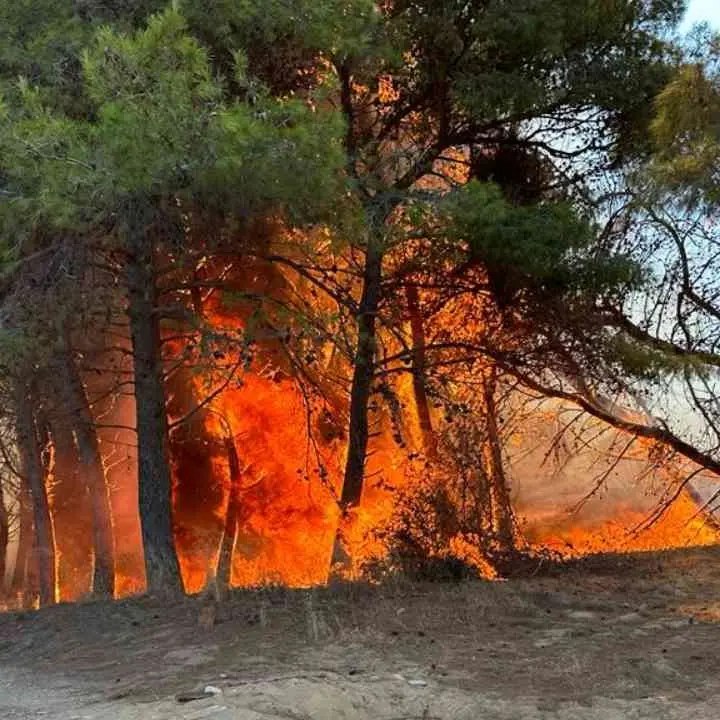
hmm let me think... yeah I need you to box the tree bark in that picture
[405,284,437,459]
[340,235,384,510]
[216,434,241,592]
[331,234,384,576]
[0,474,8,596]
[10,480,33,604]
[14,383,56,607]
[62,351,116,598]
[482,369,515,550]
[125,203,184,595]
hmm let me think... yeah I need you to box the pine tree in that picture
[0,3,351,593]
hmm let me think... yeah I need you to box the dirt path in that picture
[2,546,720,719]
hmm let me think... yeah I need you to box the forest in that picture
[0,0,719,610]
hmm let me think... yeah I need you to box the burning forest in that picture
[0,0,719,612]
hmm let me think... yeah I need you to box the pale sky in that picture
[682,0,720,30]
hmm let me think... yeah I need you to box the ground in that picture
[2,545,720,719]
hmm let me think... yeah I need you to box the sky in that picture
[682,0,720,30]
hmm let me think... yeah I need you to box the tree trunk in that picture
[14,383,56,607]
[0,474,8,596]
[341,235,384,510]
[125,203,183,595]
[216,434,241,592]
[331,234,384,576]
[62,351,116,598]
[483,369,515,550]
[49,415,84,600]
[405,284,437,459]
[10,480,33,604]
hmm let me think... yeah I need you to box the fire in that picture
[157,259,423,593]
[183,373,342,592]
[524,491,720,557]
[175,348,414,591]
[12,249,719,607]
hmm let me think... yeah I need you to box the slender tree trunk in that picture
[62,352,116,598]
[405,284,437,459]
[341,235,384,510]
[331,233,384,575]
[216,435,241,592]
[14,384,56,607]
[10,480,33,604]
[482,369,515,550]
[125,203,183,595]
[0,475,8,596]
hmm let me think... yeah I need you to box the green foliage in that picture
[381,0,682,161]
[447,182,590,277]
[0,6,347,243]
[201,94,346,224]
[650,58,720,205]
[82,6,222,196]
[0,6,219,233]
[0,95,93,230]
[0,0,379,116]
[0,0,167,116]
[0,327,38,373]
[181,0,379,61]
[607,334,710,381]
[442,182,641,304]
[0,0,700,396]
[0,0,89,114]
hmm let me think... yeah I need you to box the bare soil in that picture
[2,545,720,719]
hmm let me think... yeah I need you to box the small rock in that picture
[204,685,223,696]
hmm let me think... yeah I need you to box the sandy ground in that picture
[2,546,720,719]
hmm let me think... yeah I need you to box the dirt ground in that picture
[2,546,720,719]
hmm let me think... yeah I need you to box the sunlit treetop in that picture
[650,39,720,205]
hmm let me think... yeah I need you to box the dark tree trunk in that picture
[62,352,116,598]
[125,203,183,595]
[10,480,33,604]
[331,234,384,576]
[405,284,437,459]
[0,474,8,596]
[14,384,56,607]
[216,434,241,592]
[483,369,515,550]
[340,235,384,510]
